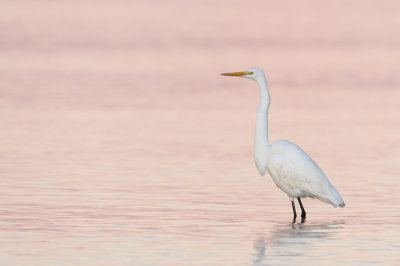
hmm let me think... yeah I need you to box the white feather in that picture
[266,139,344,207]
[222,67,345,214]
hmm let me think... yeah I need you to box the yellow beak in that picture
[221,71,253,76]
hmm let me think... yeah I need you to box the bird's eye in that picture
[246,71,253,75]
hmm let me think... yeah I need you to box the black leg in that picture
[291,200,297,222]
[297,197,306,220]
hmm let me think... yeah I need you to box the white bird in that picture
[221,67,344,222]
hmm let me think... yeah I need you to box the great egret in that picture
[221,67,344,222]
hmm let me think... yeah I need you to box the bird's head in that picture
[221,67,265,82]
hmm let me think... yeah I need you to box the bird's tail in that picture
[309,184,345,208]
[325,185,345,208]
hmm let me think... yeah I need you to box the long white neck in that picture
[254,76,270,175]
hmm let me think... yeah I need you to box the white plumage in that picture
[222,67,344,221]
[266,139,344,207]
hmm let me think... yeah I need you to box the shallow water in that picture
[1,1,400,265]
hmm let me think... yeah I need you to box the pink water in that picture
[1,0,400,264]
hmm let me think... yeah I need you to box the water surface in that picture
[0,0,399,264]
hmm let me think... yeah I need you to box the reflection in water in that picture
[253,222,345,265]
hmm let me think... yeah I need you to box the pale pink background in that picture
[0,0,399,264]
